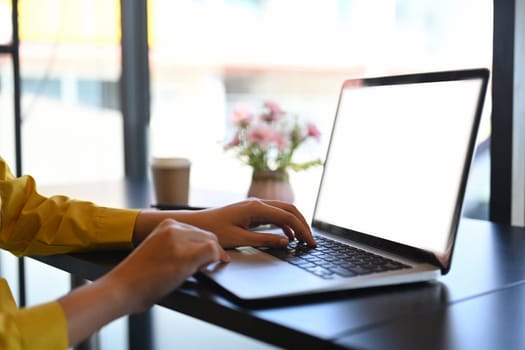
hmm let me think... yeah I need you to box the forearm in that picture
[1,170,138,255]
[132,209,196,245]
[62,219,227,347]
[57,275,131,347]
[132,199,314,249]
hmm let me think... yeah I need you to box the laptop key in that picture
[262,237,409,279]
[285,257,308,264]
[347,266,372,275]
[305,266,335,278]
[328,266,358,278]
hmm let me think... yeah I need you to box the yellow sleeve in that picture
[1,278,68,349]
[0,156,140,256]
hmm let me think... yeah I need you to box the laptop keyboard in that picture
[262,235,410,279]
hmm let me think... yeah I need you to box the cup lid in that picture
[151,157,191,168]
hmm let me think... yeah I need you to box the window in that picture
[2,1,493,218]
[2,0,123,185]
[148,0,493,219]
[0,1,127,346]
[0,0,14,165]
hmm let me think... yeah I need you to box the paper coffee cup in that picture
[151,157,191,205]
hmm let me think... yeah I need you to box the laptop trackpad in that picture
[200,246,330,299]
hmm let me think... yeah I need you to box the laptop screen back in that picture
[313,70,489,269]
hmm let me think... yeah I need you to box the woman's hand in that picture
[59,218,228,346]
[133,198,315,249]
[110,218,229,313]
[169,198,316,248]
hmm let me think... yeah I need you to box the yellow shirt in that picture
[0,156,140,349]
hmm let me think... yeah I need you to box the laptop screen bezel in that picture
[311,68,490,274]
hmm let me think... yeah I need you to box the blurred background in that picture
[0,0,492,217]
[0,1,493,349]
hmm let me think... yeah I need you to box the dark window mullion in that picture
[120,0,151,181]
[490,0,515,224]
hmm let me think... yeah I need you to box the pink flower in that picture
[247,123,277,150]
[231,103,253,127]
[261,101,284,122]
[224,101,322,173]
[306,123,321,141]
[275,134,291,151]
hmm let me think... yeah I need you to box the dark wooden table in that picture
[35,180,525,349]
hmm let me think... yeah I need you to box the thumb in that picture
[219,247,231,263]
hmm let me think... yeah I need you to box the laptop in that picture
[199,68,490,301]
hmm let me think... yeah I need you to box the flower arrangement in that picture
[225,101,322,175]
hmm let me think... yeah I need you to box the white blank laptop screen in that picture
[314,78,484,257]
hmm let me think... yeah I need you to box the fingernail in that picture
[280,237,289,246]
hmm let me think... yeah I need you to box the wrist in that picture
[57,276,131,347]
[96,272,138,315]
